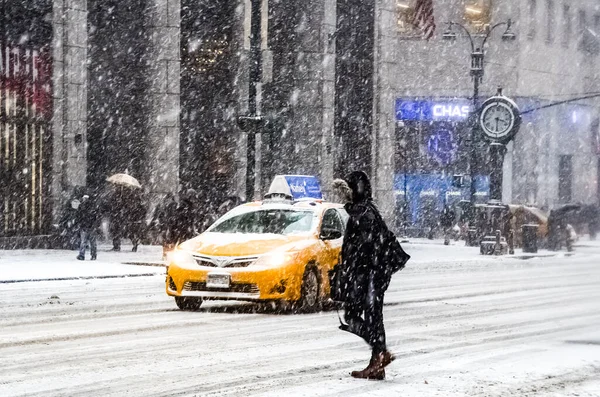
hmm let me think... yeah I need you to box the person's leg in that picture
[365,277,386,355]
[351,276,389,380]
[444,227,450,245]
[131,224,140,252]
[114,227,121,251]
[78,230,87,260]
[90,230,97,260]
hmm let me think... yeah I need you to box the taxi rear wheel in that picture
[175,296,203,311]
[298,266,321,313]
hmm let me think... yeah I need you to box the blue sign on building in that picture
[396,98,472,121]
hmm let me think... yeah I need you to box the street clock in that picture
[479,95,521,144]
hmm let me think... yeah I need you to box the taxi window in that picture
[322,209,345,234]
[209,209,315,235]
[337,208,349,227]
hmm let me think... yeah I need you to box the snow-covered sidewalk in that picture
[0,237,582,283]
[0,244,165,283]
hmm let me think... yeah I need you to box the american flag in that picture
[412,0,436,40]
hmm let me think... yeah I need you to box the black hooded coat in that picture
[339,171,409,306]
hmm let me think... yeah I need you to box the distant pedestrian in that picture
[127,191,147,252]
[171,188,199,245]
[59,195,81,250]
[586,204,599,240]
[334,171,409,380]
[76,193,101,260]
[217,196,243,217]
[108,187,127,251]
[440,205,455,245]
[152,193,178,259]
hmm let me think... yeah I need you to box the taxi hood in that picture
[179,232,316,256]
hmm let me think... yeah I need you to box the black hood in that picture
[345,171,372,203]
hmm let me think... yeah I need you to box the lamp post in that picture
[237,0,263,202]
[442,20,516,209]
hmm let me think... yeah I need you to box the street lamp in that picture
[442,19,516,212]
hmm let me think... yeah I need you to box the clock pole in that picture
[442,20,517,243]
[488,142,507,201]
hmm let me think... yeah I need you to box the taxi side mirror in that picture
[321,228,342,240]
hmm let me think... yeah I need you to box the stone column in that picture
[145,0,181,208]
[263,0,336,195]
[320,0,337,199]
[372,0,398,222]
[51,0,87,221]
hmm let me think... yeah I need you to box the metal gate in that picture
[0,43,53,237]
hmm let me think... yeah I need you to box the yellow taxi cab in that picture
[166,176,348,312]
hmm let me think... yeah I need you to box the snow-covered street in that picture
[1,241,600,396]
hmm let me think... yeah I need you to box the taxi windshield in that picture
[209,209,315,235]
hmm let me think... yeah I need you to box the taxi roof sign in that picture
[266,175,323,201]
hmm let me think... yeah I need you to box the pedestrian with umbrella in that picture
[106,173,142,251]
[127,189,147,252]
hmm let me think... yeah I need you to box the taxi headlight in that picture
[168,250,197,268]
[251,252,299,268]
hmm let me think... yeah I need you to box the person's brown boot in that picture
[351,353,385,380]
[381,350,395,368]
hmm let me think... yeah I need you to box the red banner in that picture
[0,44,52,119]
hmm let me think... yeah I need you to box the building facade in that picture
[1,0,599,240]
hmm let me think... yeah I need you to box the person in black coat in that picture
[127,191,147,252]
[76,194,101,260]
[108,187,127,251]
[171,188,199,245]
[151,193,178,259]
[338,171,396,380]
[440,205,455,245]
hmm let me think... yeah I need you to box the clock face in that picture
[480,102,515,139]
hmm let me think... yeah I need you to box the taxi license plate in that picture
[206,273,230,289]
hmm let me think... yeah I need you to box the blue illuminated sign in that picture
[396,98,472,121]
[427,128,456,166]
[283,175,323,200]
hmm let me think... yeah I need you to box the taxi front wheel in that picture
[175,296,203,311]
[298,266,322,313]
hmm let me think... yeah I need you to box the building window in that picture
[463,0,492,34]
[528,0,537,39]
[558,155,573,204]
[561,4,571,48]
[396,0,419,36]
[546,0,555,44]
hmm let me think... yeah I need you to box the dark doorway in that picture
[180,0,237,207]
[0,0,53,237]
[558,155,573,204]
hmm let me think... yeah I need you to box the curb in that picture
[509,252,575,260]
[122,262,166,267]
[0,272,163,284]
